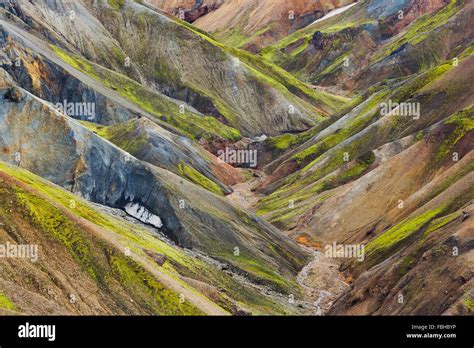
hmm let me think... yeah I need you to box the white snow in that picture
[311,2,359,25]
[253,134,268,142]
[125,202,163,229]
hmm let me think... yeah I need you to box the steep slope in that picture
[0,163,210,315]
[0,28,239,195]
[0,160,306,315]
[0,71,311,311]
[248,49,473,314]
[80,118,242,195]
[146,0,356,51]
[261,0,473,92]
[1,0,349,139]
[257,52,473,231]
[331,166,473,314]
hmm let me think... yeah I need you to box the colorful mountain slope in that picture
[146,0,356,51]
[0,0,472,316]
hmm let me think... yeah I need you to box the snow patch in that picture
[253,134,268,142]
[311,2,359,25]
[124,202,163,229]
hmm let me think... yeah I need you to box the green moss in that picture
[258,187,333,221]
[260,4,370,64]
[288,36,312,57]
[108,0,125,11]
[266,133,299,152]
[178,163,224,196]
[228,46,348,111]
[323,20,376,34]
[435,106,474,162]
[366,207,444,257]
[293,101,379,166]
[101,120,149,154]
[109,252,203,315]
[422,160,474,211]
[336,157,373,182]
[0,291,16,311]
[398,255,415,276]
[357,89,391,118]
[51,45,97,76]
[315,53,350,80]
[223,253,296,293]
[265,88,385,155]
[216,24,272,49]
[257,151,373,218]
[220,30,249,48]
[464,298,474,311]
[266,204,309,227]
[16,190,98,280]
[391,63,453,103]
[423,212,460,237]
[415,130,425,141]
[169,112,241,142]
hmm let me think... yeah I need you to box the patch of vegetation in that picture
[223,252,297,294]
[335,152,375,182]
[260,4,367,63]
[266,133,300,152]
[391,63,453,103]
[288,36,312,57]
[0,291,16,311]
[365,207,444,258]
[415,130,425,141]
[94,119,149,154]
[108,0,125,11]
[216,24,272,49]
[315,53,351,81]
[435,106,474,163]
[398,255,415,276]
[464,298,474,311]
[423,212,460,237]
[228,46,348,111]
[265,86,387,154]
[109,252,203,315]
[178,163,224,196]
[16,190,99,280]
[257,150,374,218]
[293,102,380,166]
